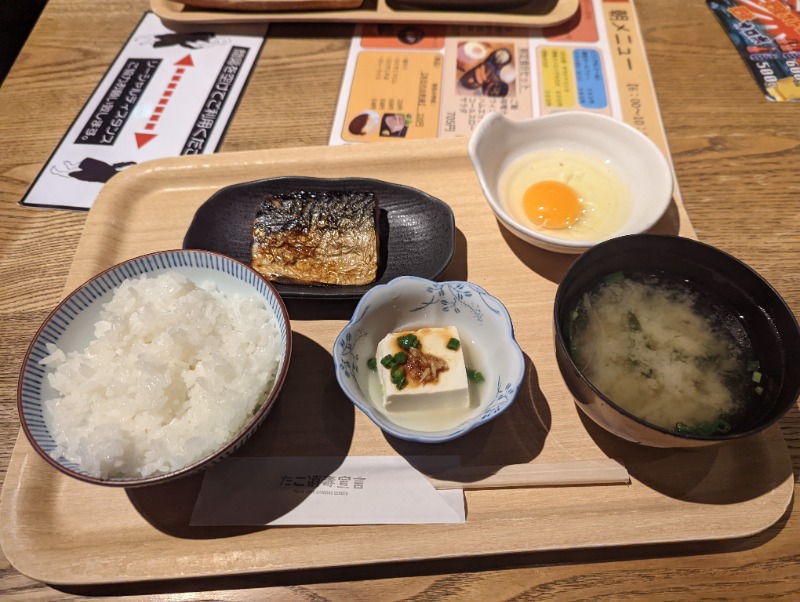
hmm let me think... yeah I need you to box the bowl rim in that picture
[333,274,525,443]
[469,111,674,252]
[553,233,800,443]
[17,249,293,488]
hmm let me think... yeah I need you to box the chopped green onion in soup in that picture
[567,272,760,436]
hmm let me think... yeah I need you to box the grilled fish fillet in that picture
[251,190,379,286]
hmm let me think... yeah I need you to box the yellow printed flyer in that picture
[331,0,663,146]
[340,48,443,143]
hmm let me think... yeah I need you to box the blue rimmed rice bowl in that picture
[18,249,291,487]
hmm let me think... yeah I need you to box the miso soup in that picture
[565,271,766,436]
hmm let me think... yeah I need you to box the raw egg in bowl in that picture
[468,112,673,254]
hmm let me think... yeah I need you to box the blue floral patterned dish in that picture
[17,249,291,487]
[333,276,524,443]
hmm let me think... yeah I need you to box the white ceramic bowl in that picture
[468,112,673,254]
[333,276,525,443]
[18,250,292,487]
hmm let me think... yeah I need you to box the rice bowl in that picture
[18,250,292,487]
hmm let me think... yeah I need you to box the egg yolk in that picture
[523,180,582,229]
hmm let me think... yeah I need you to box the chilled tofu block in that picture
[376,326,470,412]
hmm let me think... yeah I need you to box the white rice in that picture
[40,272,282,479]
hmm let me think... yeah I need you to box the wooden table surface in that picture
[1,0,798,599]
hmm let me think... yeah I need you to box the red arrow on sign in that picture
[135,133,157,148]
[134,55,195,149]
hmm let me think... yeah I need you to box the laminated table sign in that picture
[20,12,268,210]
[329,0,669,144]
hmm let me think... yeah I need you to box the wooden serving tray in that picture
[151,0,580,27]
[0,137,793,586]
